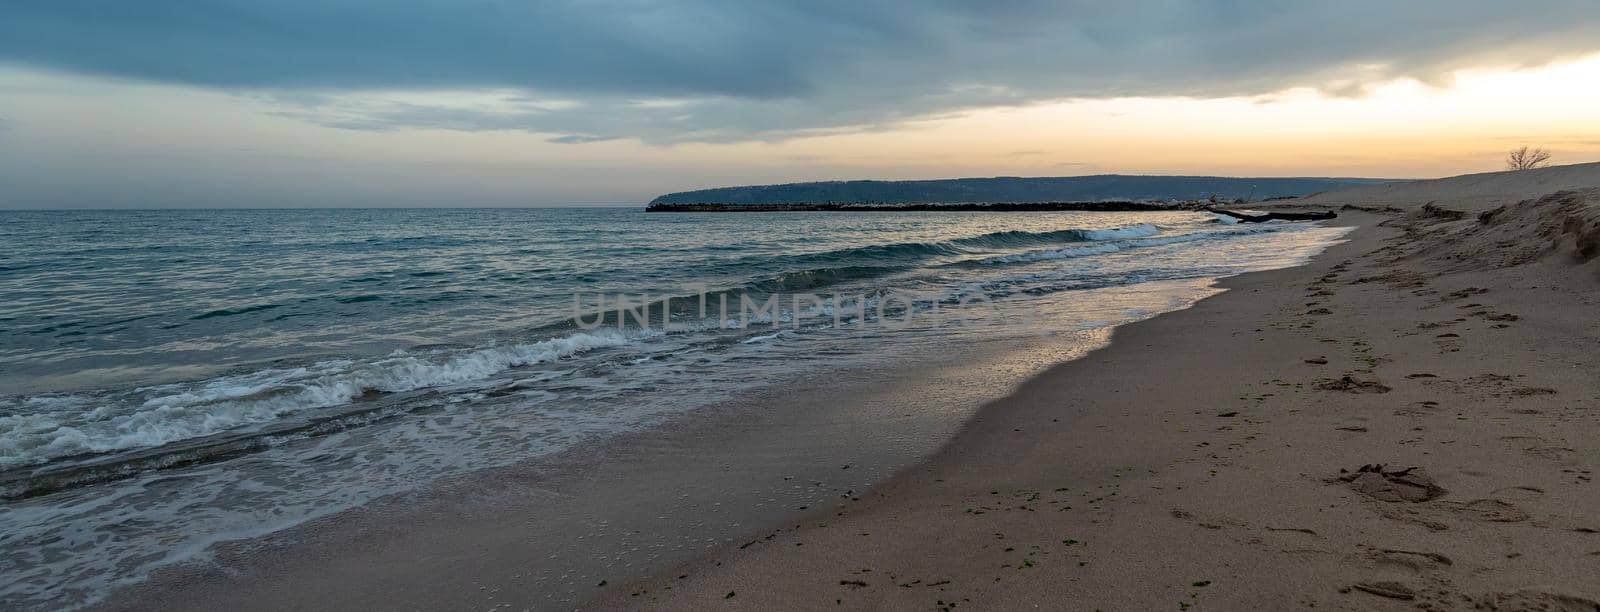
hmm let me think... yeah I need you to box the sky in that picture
[2,1,1600,208]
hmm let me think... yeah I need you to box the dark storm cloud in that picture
[4,1,1598,142]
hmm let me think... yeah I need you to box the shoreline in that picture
[593,204,1600,609]
[93,296,1131,611]
[83,225,1344,611]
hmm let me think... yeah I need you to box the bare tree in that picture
[1506,146,1553,171]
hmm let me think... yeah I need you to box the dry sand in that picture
[594,164,1600,610]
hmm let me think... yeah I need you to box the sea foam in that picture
[0,330,635,469]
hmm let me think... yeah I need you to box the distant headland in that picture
[646,174,1391,211]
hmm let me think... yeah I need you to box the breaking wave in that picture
[0,330,637,472]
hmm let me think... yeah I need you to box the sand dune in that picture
[1395,189,1600,276]
[1300,161,1600,212]
[1303,162,1600,277]
[1301,163,1600,277]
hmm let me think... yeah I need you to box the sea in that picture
[0,207,1350,608]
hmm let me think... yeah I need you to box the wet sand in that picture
[596,169,1600,609]
[96,312,1125,610]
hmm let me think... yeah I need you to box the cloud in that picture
[4,1,1599,143]
[548,134,618,144]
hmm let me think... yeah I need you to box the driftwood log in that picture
[1206,208,1337,223]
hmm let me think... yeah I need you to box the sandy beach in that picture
[12,6,1600,611]
[592,164,1600,610]
[78,165,1600,611]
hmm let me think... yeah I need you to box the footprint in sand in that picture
[1511,386,1557,397]
[1352,270,1428,289]
[1524,446,1578,461]
[1349,580,1416,601]
[1395,401,1441,417]
[1367,548,1452,572]
[1490,486,1545,501]
[1456,374,1557,400]
[1315,376,1392,394]
[1434,335,1463,353]
[1336,465,1536,529]
[1443,287,1489,301]
[1337,465,1446,502]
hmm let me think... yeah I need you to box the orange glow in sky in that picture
[4,52,1599,206]
[677,52,1600,181]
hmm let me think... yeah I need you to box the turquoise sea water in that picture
[0,208,1348,607]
